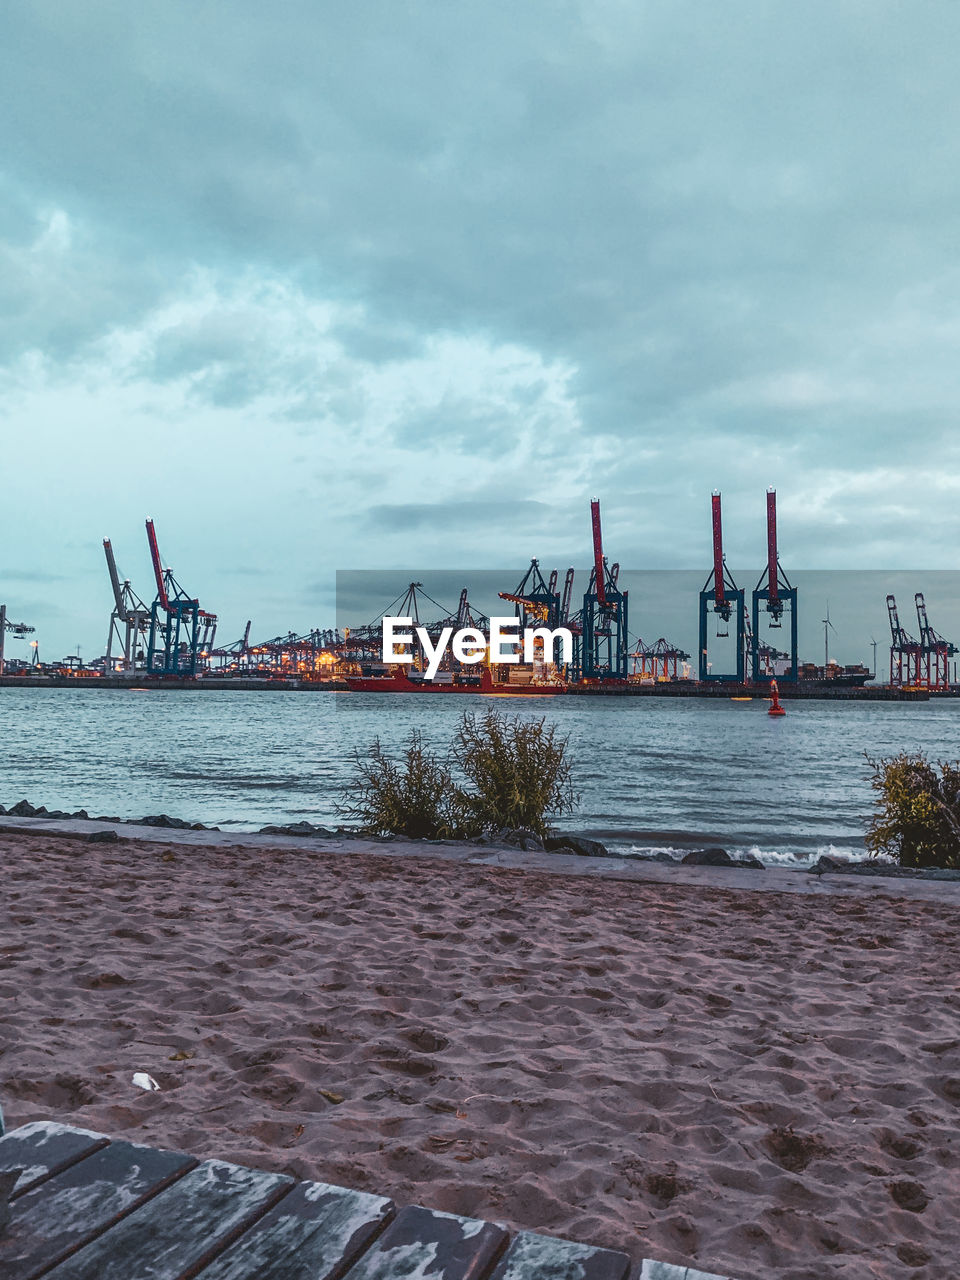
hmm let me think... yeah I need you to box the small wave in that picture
[609,841,888,870]
[736,845,808,868]
[134,767,312,790]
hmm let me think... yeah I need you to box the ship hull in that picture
[344,668,562,695]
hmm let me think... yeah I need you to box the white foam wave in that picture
[613,841,894,870]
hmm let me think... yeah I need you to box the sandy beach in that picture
[2,831,959,1279]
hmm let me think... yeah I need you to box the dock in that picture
[0,674,939,699]
[563,681,933,701]
[0,1121,735,1280]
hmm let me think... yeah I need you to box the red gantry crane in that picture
[630,637,691,682]
[915,592,957,690]
[887,594,922,687]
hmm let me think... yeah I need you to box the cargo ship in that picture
[345,664,563,695]
[796,662,873,688]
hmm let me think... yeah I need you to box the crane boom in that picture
[887,594,910,646]
[498,591,550,620]
[590,498,607,608]
[915,593,931,647]
[145,519,169,611]
[103,539,126,615]
[560,568,574,622]
[712,492,726,609]
[766,489,779,608]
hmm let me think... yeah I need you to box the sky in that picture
[2,2,960,663]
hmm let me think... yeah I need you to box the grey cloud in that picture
[393,399,529,454]
[2,2,959,655]
[6,3,959,424]
[0,568,68,582]
[330,321,423,365]
[366,500,551,533]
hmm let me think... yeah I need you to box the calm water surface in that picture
[2,688,958,865]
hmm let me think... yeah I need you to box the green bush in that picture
[865,752,960,869]
[339,710,577,840]
[338,732,473,840]
[454,709,576,838]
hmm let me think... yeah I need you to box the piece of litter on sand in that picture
[132,1072,160,1092]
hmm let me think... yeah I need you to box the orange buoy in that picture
[768,678,786,716]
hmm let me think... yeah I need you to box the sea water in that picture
[1,687,957,866]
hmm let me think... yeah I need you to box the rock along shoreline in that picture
[5,796,960,882]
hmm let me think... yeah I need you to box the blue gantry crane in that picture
[144,519,218,676]
[499,559,562,630]
[751,488,798,682]
[699,491,746,682]
[0,605,35,676]
[103,538,151,673]
[580,498,628,681]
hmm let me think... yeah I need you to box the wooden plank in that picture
[0,1122,109,1197]
[340,1204,506,1280]
[0,1137,196,1280]
[488,1230,631,1280]
[42,1158,294,1280]
[196,1180,394,1280]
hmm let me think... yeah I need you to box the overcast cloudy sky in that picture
[2,2,959,660]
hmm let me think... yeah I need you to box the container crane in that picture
[0,605,35,676]
[751,489,798,681]
[103,538,151,673]
[345,582,488,674]
[699,491,746,682]
[337,582,424,670]
[499,559,561,629]
[915,593,956,690]
[887,594,922,687]
[580,498,628,681]
[145,519,218,676]
[244,626,344,678]
[440,590,486,634]
[630,637,691,681]
[560,569,575,623]
[590,499,607,609]
[209,620,252,671]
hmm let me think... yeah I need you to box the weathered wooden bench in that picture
[0,1122,736,1280]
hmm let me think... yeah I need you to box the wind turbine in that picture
[822,603,838,670]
